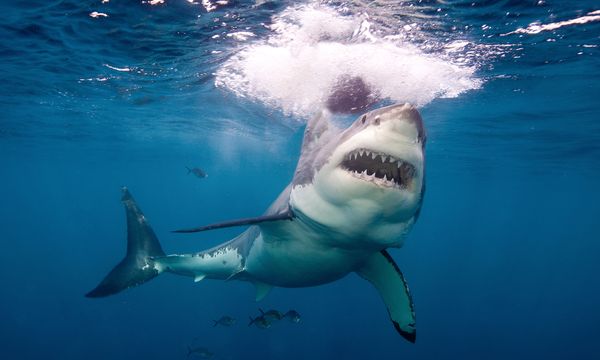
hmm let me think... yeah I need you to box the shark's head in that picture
[290,103,425,249]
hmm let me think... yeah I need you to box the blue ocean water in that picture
[1,0,599,359]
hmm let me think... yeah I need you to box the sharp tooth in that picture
[371,152,376,159]
[381,155,387,163]
[383,174,388,181]
[359,150,364,157]
[397,161,402,168]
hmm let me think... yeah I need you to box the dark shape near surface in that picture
[187,166,208,178]
[326,75,378,114]
[85,187,165,298]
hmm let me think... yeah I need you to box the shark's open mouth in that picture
[340,148,415,189]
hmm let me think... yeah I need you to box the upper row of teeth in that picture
[347,149,402,165]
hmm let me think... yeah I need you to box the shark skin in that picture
[87,103,426,342]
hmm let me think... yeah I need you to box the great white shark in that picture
[87,103,426,343]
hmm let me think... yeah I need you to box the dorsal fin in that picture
[302,110,332,152]
[292,110,339,185]
[173,209,294,234]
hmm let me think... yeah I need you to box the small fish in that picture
[248,315,272,329]
[259,308,283,321]
[187,346,213,358]
[212,315,236,327]
[186,166,208,178]
[283,310,301,323]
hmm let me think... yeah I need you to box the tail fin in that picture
[85,187,166,298]
[248,316,255,327]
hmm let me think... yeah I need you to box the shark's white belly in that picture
[244,219,370,287]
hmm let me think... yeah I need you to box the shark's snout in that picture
[369,103,425,144]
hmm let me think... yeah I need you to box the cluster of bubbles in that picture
[215,1,482,119]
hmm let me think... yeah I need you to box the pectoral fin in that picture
[173,210,295,234]
[356,250,416,343]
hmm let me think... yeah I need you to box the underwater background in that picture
[1,0,599,359]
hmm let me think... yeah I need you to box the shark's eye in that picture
[361,115,366,124]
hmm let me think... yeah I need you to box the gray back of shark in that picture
[87,103,426,343]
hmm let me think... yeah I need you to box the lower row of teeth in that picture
[351,170,397,184]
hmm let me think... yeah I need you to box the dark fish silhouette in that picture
[248,315,272,329]
[212,315,236,327]
[283,310,301,323]
[186,166,208,178]
[259,308,283,321]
